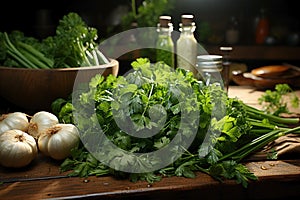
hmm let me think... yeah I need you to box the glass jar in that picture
[156,16,175,68]
[176,14,198,76]
[196,55,225,89]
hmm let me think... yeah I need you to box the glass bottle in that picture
[176,14,198,76]
[255,8,269,45]
[156,16,175,68]
[196,55,224,89]
[219,46,233,92]
[225,16,239,45]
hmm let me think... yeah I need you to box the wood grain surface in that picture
[1,157,300,199]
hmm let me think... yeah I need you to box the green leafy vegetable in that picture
[43,12,107,68]
[0,12,109,69]
[53,58,300,188]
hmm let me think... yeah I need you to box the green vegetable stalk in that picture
[3,32,50,69]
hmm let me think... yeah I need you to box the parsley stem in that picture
[246,117,288,128]
[232,132,282,162]
[220,126,300,162]
[219,129,281,162]
[249,121,276,130]
[245,104,299,125]
[141,82,155,117]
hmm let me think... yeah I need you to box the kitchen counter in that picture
[1,86,300,200]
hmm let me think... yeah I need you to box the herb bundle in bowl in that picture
[0,12,118,111]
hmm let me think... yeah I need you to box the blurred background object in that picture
[0,0,299,77]
[225,16,240,45]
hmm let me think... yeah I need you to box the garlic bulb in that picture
[0,112,29,135]
[0,129,38,168]
[28,111,59,139]
[38,123,80,160]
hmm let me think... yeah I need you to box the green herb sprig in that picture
[258,83,299,116]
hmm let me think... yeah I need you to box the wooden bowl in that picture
[251,65,291,78]
[0,59,119,111]
[232,70,300,90]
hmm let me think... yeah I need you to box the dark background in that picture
[1,0,300,73]
[1,0,299,43]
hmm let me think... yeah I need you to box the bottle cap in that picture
[159,16,172,27]
[181,14,194,26]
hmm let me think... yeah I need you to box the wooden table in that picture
[228,85,300,112]
[1,86,300,200]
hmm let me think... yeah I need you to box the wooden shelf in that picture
[204,45,300,61]
[112,45,300,63]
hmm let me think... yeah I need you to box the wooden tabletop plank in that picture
[1,159,300,199]
[228,85,300,113]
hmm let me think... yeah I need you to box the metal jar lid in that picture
[196,55,223,72]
